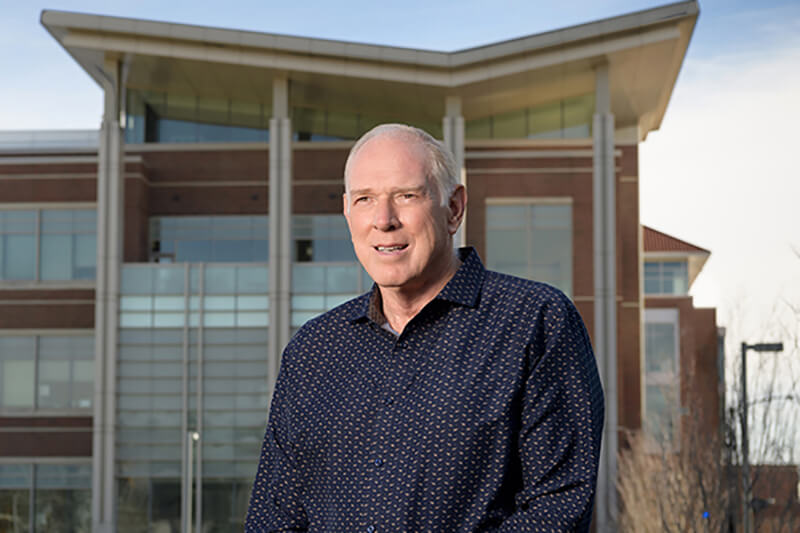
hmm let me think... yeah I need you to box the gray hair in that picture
[343,124,459,207]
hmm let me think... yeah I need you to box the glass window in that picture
[292,215,355,262]
[151,216,269,263]
[0,210,36,281]
[0,335,93,411]
[0,209,96,282]
[466,93,594,140]
[40,210,97,280]
[644,261,689,295]
[34,464,91,532]
[644,308,680,447]
[0,463,91,533]
[486,202,573,297]
[127,89,270,144]
[0,337,35,408]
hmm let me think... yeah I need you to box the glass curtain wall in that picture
[126,90,271,144]
[0,463,91,533]
[290,215,370,337]
[117,263,269,532]
[466,94,594,140]
[149,216,269,264]
[485,202,573,297]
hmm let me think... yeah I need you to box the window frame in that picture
[643,308,681,450]
[643,259,689,296]
[0,458,92,533]
[484,197,574,298]
[0,330,94,416]
[0,204,97,286]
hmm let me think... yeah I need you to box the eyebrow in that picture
[349,185,428,198]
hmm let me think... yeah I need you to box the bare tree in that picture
[618,246,800,531]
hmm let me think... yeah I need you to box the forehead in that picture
[348,135,429,188]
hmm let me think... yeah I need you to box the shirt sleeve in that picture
[497,294,605,532]
[245,343,309,532]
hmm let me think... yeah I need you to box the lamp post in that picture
[740,341,783,533]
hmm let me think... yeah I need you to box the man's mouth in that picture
[375,244,408,252]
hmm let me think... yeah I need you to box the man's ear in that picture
[342,193,349,220]
[447,185,467,235]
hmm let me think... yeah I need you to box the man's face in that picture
[343,135,459,293]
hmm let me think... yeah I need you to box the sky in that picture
[1,0,799,446]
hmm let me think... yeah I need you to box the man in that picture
[246,124,604,532]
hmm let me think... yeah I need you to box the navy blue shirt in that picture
[246,247,604,532]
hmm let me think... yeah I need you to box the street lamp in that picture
[740,341,784,533]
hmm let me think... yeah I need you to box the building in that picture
[642,225,721,449]
[0,2,712,531]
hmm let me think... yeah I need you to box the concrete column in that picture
[593,62,619,531]
[268,77,292,395]
[442,95,466,247]
[92,55,125,533]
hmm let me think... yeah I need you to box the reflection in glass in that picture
[644,261,689,295]
[486,203,572,297]
[466,94,594,140]
[151,216,269,264]
[0,337,36,408]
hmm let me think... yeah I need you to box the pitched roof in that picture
[643,225,710,254]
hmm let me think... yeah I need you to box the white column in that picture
[268,77,292,397]
[92,56,124,533]
[593,62,618,531]
[442,95,466,247]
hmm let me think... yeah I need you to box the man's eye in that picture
[354,196,369,204]
[401,193,416,200]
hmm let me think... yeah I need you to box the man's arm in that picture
[498,295,605,532]
[245,349,309,532]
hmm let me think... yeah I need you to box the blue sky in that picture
[2,1,799,437]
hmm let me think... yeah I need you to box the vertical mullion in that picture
[195,263,205,533]
[33,336,39,411]
[181,263,190,533]
[29,463,36,533]
[35,209,41,281]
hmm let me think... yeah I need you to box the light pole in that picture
[740,341,783,533]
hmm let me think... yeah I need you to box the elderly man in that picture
[246,124,604,532]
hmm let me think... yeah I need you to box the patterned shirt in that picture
[246,247,604,532]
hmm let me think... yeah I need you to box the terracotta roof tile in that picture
[643,225,710,254]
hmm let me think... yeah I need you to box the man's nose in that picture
[372,198,399,230]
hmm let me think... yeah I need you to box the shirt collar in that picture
[346,246,485,323]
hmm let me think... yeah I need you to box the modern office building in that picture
[0,2,717,531]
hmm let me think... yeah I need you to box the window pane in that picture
[0,489,30,532]
[486,203,572,297]
[38,336,94,409]
[74,234,96,279]
[0,337,35,408]
[646,322,677,374]
[40,234,72,280]
[3,235,36,280]
[645,383,677,444]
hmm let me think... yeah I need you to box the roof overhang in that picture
[41,1,698,141]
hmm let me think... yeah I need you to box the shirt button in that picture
[373,458,383,467]
[366,526,376,533]
[384,397,394,406]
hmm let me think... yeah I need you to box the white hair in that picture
[343,124,459,208]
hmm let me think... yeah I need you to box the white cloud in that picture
[640,30,800,323]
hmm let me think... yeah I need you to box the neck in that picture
[378,250,460,334]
